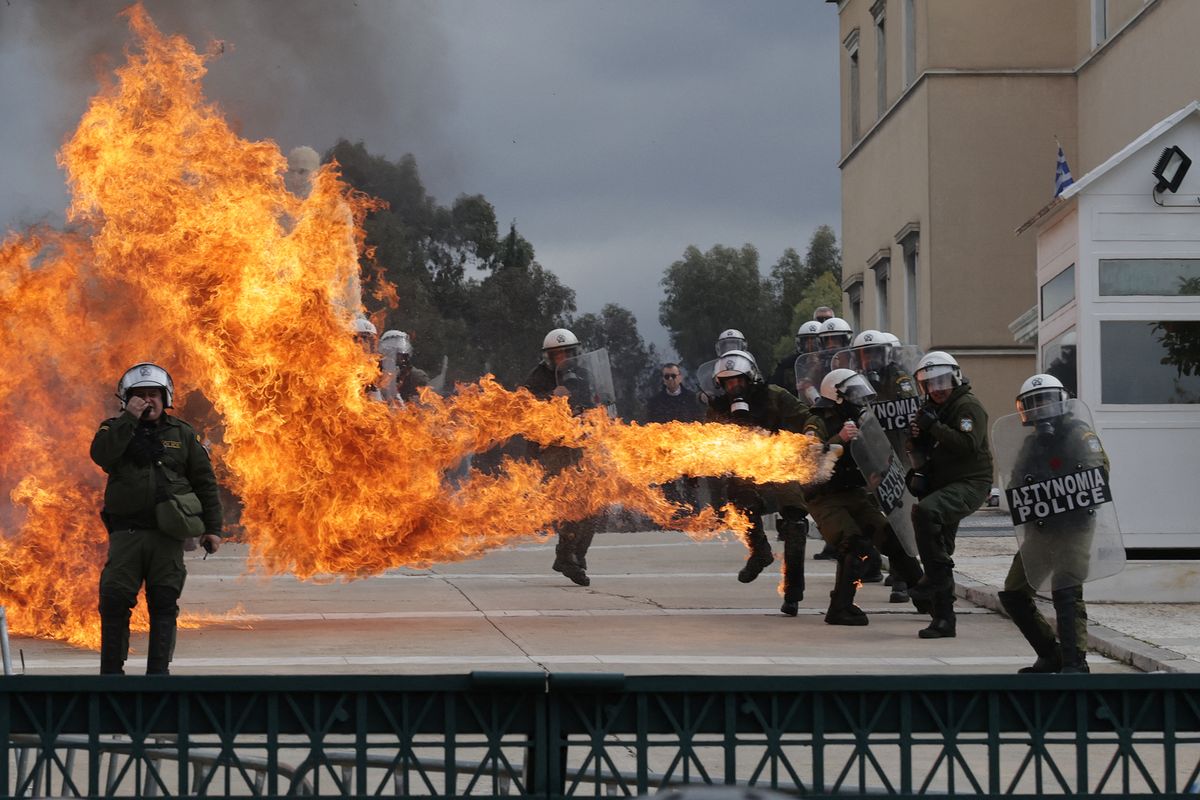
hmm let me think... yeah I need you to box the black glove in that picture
[914,408,939,432]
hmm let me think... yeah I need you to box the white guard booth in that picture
[1021,101,1200,587]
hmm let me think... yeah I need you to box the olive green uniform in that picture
[999,417,1108,673]
[707,383,812,605]
[803,404,926,624]
[907,383,992,637]
[91,410,222,674]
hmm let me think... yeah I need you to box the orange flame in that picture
[0,5,837,648]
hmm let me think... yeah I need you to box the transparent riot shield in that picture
[992,399,1124,592]
[794,352,835,406]
[696,359,721,398]
[850,411,918,557]
[835,344,924,466]
[557,348,618,417]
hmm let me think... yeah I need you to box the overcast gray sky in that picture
[0,0,840,356]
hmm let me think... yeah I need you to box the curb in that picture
[954,575,1200,674]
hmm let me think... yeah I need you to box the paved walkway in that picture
[9,510,1195,676]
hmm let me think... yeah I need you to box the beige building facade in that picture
[828,0,1199,424]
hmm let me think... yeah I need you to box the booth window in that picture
[1099,258,1200,296]
[1100,320,1200,404]
[1042,328,1077,398]
[1040,264,1075,320]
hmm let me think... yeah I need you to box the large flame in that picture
[0,6,837,649]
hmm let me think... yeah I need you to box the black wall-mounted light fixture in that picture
[1152,145,1191,194]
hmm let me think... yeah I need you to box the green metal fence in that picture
[3,672,1199,798]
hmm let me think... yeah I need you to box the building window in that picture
[1091,0,1107,48]
[845,273,864,332]
[869,248,890,332]
[1099,258,1200,296]
[903,0,916,87]
[897,223,919,344]
[1040,264,1075,320]
[872,0,887,117]
[1042,328,1077,398]
[845,30,861,142]
[1100,320,1200,404]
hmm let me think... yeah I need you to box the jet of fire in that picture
[0,5,837,647]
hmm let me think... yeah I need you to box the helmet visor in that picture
[716,338,747,356]
[820,333,852,350]
[917,365,956,394]
[837,374,876,404]
[1017,388,1067,424]
[854,343,889,372]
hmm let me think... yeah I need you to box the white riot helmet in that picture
[542,328,580,364]
[117,362,175,409]
[1016,373,1069,425]
[795,320,823,353]
[712,349,762,386]
[879,331,902,346]
[379,329,413,357]
[820,368,877,406]
[352,317,378,337]
[818,317,854,351]
[850,329,891,372]
[715,328,748,356]
[913,351,962,394]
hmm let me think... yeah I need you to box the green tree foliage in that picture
[773,272,844,361]
[572,303,655,419]
[474,224,577,387]
[1154,276,1200,381]
[658,244,781,372]
[326,141,579,388]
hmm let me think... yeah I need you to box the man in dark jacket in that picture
[91,363,222,675]
[905,351,993,640]
[645,363,704,507]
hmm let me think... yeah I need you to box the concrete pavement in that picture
[10,509,1195,676]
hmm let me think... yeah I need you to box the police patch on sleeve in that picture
[958,417,974,432]
[1084,433,1102,452]
[899,379,914,394]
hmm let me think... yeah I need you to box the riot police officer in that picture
[905,352,993,639]
[997,375,1111,673]
[803,369,927,626]
[523,328,600,586]
[705,350,812,616]
[769,320,823,395]
[91,363,223,674]
[380,329,430,403]
[848,330,921,597]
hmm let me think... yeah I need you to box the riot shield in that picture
[794,352,834,406]
[857,345,924,466]
[696,359,721,397]
[556,348,618,417]
[850,411,918,557]
[992,399,1124,591]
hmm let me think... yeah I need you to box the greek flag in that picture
[1054,142,1074,197]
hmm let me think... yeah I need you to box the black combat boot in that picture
[777,516,807,615]
[738,524,774,583]
[572,523,596,573]
[999,590,1062,673]
[553,528,590,586]
[145,585,181,675]
[825,551,868,626]
[98,592,131,675]
[813,541,837,561]
[918,584,956,639]
[1053,585,1090,674]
